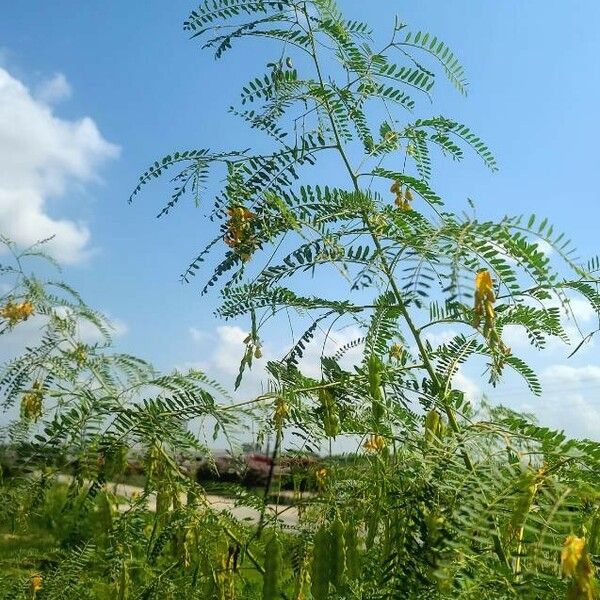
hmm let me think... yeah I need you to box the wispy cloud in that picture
[35,72,72,104]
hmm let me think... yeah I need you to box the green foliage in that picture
[2,1,600,599]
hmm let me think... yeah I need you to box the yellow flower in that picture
[21,383,43,422]
[364,434,386,452]
[389,343,403,360]
[475,270,495,302]
[1,299,35,325]
[391,183,413,211]
[224,206,256,253]
[19,300,34,318]
[473,270,495,329]
[394,196,407,210]
[228,206,254,221]
[368,212,387,234]
[73,343,88,365]
[561,535,586,577]
[30,573,43,592]
[315,468,328,487]
[1,301,16,322]
[274,397,288,430]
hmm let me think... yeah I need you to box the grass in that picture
[0,478,300,598]
[0,526,58,579]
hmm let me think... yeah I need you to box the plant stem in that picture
[304,4,509,567]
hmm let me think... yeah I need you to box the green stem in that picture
[303,4,509,568]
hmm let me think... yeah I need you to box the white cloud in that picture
[540,364,600,385]
[569,298,596,324]
[77,313,128,344]
[189,326,210,343]
[0,310,128,366]
[184,323,365,396]
[453,369,480,403]
[534,239,553,258]
[0,67,118,264]
[423,328,459,348]
[53,305,128,343]
[0,315,47,363]
[212,325,252,376]
[298,325,364,379]
[35,72,72,104]
[498,291,598,356]
[516,364,600,439]
[184,325,267,393]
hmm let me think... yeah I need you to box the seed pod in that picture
[424,409,445,445]
[263,534,283,600]
[329,518,346,589]
[103,442,128,479]
[181,527,197,569]
[366,509,379,549]
[510,481,536,533]
[199,551,217,598]
[367,354,384,421]
[218,549,230,600]
[424,510,445,547]
[155,487,171,520]
[319,387,340,438]
[96,491,114,536]
[117,560,129,600]
[172,523,190,566]
[311,526,331,600]
[344,524,360,580]
[589,510,599,555]
[292,552,310,600]
[145,444,161,485]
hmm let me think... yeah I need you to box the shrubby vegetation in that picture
[1,1,600,598]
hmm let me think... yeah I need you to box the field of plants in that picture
[1,1,599,598]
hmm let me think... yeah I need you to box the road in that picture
[52,474,299,527]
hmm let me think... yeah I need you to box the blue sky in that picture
[1,1,600,440]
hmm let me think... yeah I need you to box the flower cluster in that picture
[389,343,403,360]
[315,467,328,488]
[390,181,413,211]
[242,333,263,359]
[0,299,34,325]
[224,206,256,260]
[473,270,510,354]
[273,396,288,431]
[72,343,88,366]
[561,535,596,598]
[473,270,495,328]
[30,574,43,593]
[363,434,386,452]
[21,380,44,422]
[562,535,586,577]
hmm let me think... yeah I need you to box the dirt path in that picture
[53,474,299,527]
